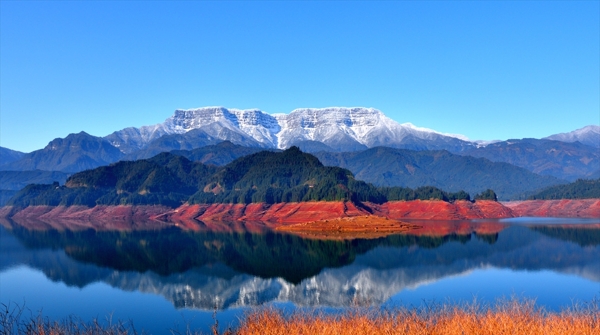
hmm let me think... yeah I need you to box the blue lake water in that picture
[1,217,599,334]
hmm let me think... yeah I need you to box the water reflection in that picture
[1,218,599,310]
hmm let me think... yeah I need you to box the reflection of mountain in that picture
[1,223,599,310]
[3,222,480,283]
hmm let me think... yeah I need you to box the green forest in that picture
[529,178,600,200]
[7,147,483,208]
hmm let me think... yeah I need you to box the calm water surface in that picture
[1,217,599,334]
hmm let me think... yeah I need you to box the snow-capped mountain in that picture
[544,125,600,148]
[275,107,474,152]
[105,107,277,154]
[105,106,476,154]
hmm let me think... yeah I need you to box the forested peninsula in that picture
[2,147,598,223]
[6,147,477,208]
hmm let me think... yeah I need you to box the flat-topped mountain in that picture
[105,106,476,154]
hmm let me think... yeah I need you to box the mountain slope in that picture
[0,147,25,166]
[121,129,221,161]
[314,147,563,200]
[544,125,600,148]
[0,170,70,190]
[0,132,124,173]
[170,141,273,166]
[460,138,599,181]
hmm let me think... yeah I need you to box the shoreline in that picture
[1,199,598,234]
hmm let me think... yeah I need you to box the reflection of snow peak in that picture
[106,231,600,311]
[105,107,476,153]
[111,264,478,310]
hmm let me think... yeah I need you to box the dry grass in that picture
[2,298,598,335]
[236,298,599,335]
[0,302,142,335]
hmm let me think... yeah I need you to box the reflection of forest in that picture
[2,219,501,283]
[1,220,599,310]
[530,225,600,247]
[3,219,599,282]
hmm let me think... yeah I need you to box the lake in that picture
[1,217,599,334]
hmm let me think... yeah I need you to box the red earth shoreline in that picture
[1,199,598,229]
[502,199,600,218]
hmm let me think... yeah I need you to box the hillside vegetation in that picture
[313,147,562,200]
[529,178,600,200]
[7,148,475,208]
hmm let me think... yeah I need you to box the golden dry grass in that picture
[235,298,599,335]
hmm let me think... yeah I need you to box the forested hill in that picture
[8,153,219,207]
[529,178,600,200]
[7,147,476,208]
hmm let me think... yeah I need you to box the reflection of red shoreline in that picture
[401,220,507,237]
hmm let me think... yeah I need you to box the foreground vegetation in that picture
[2,298,598,335]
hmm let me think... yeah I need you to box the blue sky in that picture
[1,1,598,153]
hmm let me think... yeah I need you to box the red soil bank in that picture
[503,199,600,218]
[159,200,515,224]
[368,200,515,220]
[2,199,597,231]
[159,201,369,226]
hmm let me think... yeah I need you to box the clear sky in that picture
[1,1,598,153]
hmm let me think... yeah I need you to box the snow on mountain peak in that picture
[106,106,476,153]
[544,125,600,148]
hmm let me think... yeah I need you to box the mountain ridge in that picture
[0,132,124,173]
[544,125,600,148]
[313,147,563,200]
